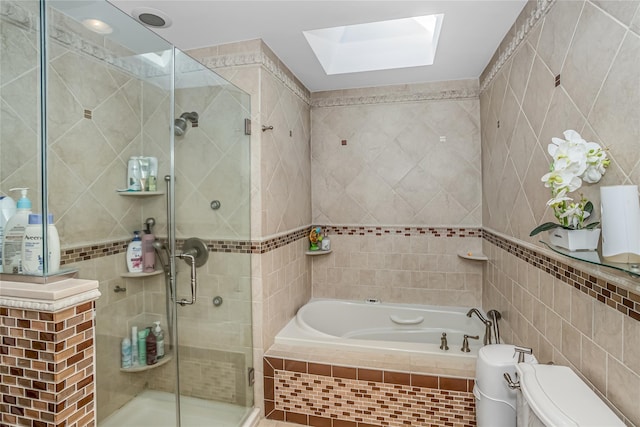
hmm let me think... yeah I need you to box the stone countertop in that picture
[0,278,101,311]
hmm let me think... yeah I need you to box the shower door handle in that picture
[175,238,208,307]
[176,253,197,306]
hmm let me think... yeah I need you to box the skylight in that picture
[303,14,444,75]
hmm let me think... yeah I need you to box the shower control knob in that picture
[210,200,221,210]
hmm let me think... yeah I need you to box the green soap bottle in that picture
[137,328,148,366]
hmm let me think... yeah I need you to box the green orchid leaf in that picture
[530,222,562,237]
[584,201,594,214]
[585,222,600,229]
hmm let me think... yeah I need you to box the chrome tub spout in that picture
[466,308,493,345]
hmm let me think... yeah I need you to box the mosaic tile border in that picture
[483,230,640,322]
[60,237,259,266]
[59,226,482,265]
[263,356,476,427]
[60,241,128,266]
[324,226,482,238]
[254,228,311,254]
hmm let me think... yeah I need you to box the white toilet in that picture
[474,344,537,427]
[516,363,624,427]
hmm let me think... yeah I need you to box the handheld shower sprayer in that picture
[174,111,199,136]
[152,240,171,273]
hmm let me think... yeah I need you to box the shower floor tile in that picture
[100,389,252,427]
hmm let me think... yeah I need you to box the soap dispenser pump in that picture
[14,188,32,210]
[2,188,32,274]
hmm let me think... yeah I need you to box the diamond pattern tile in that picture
[312,86,482,226]
[481,0,640,246]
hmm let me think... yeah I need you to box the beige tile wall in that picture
[312,233,483,307]
[309,80,482,306]
[311,80,481,227]
[47,12,153,248]
[173,55,251,240]
[189,40,312,239]
[0,1,40,208]
[481,0,640,241]
[481,0,640,424]
[482,239,640,425]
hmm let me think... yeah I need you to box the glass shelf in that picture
[541,241,640,278]
[117,190,164,197]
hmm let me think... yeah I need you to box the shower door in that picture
[36,1,253,425]
[171,49,253,426]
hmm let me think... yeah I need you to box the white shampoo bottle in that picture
[2,188,32,274]
[126,231,143,273]
[0,194,16,273]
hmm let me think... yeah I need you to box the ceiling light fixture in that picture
[304,14,444,75]
[132,7,172,29]
[82,18,113,35]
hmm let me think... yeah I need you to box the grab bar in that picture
[390,315,424,325]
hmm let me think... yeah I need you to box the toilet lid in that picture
[516,364,624,427]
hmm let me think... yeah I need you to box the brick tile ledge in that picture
[264,356,476,427]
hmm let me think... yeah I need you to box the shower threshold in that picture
[100,389,259,427]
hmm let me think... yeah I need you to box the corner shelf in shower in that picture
[116,191,164,197]
[121,270,164,278]
[305,249,332,256]
[120,351,173,373]
[457,251,488,261]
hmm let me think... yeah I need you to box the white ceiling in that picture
[107,0,527,92]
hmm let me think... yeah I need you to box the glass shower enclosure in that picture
[0,0,254,425]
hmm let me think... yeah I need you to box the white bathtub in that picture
[276,299,488,357]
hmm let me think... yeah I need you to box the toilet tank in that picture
[516,364,624,426]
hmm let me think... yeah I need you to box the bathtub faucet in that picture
[466,308,493,345]
[440,333,449,351]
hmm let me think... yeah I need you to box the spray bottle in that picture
[0,194,17,273]
[2,188,32,274]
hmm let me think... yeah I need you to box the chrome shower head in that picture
[174,112,199,136]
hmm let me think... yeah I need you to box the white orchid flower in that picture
[532,130,609,234]
[548,140,587,177]
[562,129,587,144]
[541,169,582,192]
[582,165,604,184]
[546,188,572,207]
[582,142,609,183]
[559,201,590,229]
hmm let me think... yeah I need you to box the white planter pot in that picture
[548,228,600,251]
